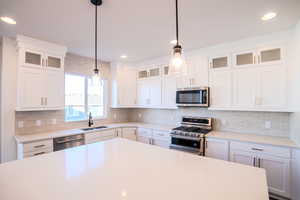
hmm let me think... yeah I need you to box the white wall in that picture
[288,20,300,145]
[0,37,17,163]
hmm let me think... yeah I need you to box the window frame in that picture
[64,73,108,122]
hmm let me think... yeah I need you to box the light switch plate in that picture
[17,121,24,128]
[265,121,272,129]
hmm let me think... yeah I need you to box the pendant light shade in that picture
[91,0,102,84]
[169,0,187,75]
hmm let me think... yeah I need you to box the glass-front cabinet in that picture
[46,54,63,70]
[20,49,64,71]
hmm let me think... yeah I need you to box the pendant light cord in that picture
[95,4,98,71]
[175,0,179,46]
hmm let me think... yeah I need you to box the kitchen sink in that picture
[81,126,108,131]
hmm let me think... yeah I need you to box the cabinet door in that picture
[122,128,137,141]
[118,67,137,106]
[205,138,229,161]
[232,68,258,108]
[45,70,64,109]
[258,47,283,66]
[233,50,256,67]
[152,137,170,148]
[148,79,162,106]
[137,136,152,144]
[209,55,230,69]
[137,80,150,106]
[230,149,255,167]
[17,67,44,110]
[258,155,290,198]
[257,66,286,109]
[162,76,177,108]
[187,57,209,87]
[209,70,232,108]
[21,49,43,68]
[46,54,63,71]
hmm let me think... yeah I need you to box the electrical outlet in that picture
[17,121,24,128]
[138,113,142,118]
[36,120,42,127]
[265,121,272,129]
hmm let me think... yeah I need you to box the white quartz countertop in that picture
[207,131,299,149]
[15,122,176,143]
[0,138,269,200]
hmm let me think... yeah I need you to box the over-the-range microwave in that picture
[176,87,209,107]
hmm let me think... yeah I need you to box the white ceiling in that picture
[1,0,300,62]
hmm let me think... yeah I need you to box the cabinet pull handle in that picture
[205,140,208,149]
[258,158,261,168]
[41,98,44,105]
[253,157,256,167]
[34,152,45,156]
[34,144,45,148]
[45,97,48,105]
[251,148,263,151]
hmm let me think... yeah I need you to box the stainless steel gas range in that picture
[170,116,212,156]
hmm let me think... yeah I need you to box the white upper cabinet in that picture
[16,35,67,111]
[258,47,283,66]
[209,43,288,112]
[209,54,231,70]
[257,66,287,109]
[232,68,258,108]
[137,78,162,107]
[209,70,232,108]
[177,56,209,89]
[137,66,161,79]
[111,63,137,108]
[233,50,256,67]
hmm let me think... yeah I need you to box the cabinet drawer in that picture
[137,128,152,137]
[86,136,115,145]
[23,139,53,153]
[153,130,170,140]
[230,141,291,158]
[23,148,52,158]
[85,129,116,141]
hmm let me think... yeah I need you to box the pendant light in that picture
[169,0,187,75]
[91,0,102,84]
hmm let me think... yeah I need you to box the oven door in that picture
[176,88,209,107]
[170,136,202,154]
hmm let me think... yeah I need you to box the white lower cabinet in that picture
[85,129,117,144]
[121,128,137,141]
[205,138,229,161]
[230,142,291,198]
[136,128,171,149]
[17,139,53,159]
[152,130,171,148]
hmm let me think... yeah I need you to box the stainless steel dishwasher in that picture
[53,134,85,151]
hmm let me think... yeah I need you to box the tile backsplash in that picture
[128,108,290,138]
[15,109,130,135]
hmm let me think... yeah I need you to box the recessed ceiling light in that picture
[0,16,16,24]
[170,40,177,45]
[120,55,127,59]
[261,12,277,21]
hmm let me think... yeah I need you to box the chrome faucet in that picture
[88,112,94,127]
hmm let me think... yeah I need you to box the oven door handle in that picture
[171,135,201,141]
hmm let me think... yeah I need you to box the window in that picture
[65,74,105,122]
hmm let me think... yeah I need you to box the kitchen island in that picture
[0,138,268,200]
